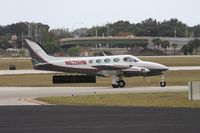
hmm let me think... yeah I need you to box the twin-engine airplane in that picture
[25,37,168,88]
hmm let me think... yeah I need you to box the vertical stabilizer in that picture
[24,37,53,66]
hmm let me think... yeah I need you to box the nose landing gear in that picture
[160,80,166,87]
[160,75,166,87]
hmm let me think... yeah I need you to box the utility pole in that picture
[22,32,24,49]
[35,23,39,42]
[107,25,110,36]
[95,28,98,37]
[28,23,33,37]
[185,26,189,37]
[95,27,98,48]
[174,29,177,37]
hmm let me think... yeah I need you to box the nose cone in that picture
[151,62,168,72]
[159,64,168,72]
[139,61,168,72]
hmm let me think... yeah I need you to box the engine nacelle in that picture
[123,67,149,73]
[122,67,150,77]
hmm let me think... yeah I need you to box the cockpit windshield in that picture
[131,56,141,62]
[123,57,133,62]
[123,56,141,63]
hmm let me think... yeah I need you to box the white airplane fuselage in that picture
[35,55,167,76]
[25,37,168,88]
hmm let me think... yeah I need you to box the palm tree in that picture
[187,41,194,55]
[192,39,200,55]
[187,39,200,55]
[152,38,162,50]
[161,40,170,54]
[171,43,177,55]
[181,45,188,55]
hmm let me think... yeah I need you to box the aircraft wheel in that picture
[118,80,125,88]
[160,81,166,87]
[112,84,119,88]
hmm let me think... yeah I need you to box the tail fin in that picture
[24,37,53,66]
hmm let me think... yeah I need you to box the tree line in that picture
[0,22,60,54]
[152,38,200,55]
[181,39,200,55]
[0,18,200,55]
[67,18,200,38]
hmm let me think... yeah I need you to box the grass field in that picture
[0,56,200,70]
[36,92,200,108]
[0,58,32,70]
[0,70,199,87]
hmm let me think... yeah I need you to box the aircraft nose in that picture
[161,64,168,71]
[137,61,168,72]
[149,62,168,72]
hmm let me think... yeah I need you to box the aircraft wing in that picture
[92,64,131,70]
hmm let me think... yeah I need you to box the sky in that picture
[0,0,200,29]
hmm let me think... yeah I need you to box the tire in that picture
[112,84,119,88]
[160,81,166,87]
[118,80,125,88]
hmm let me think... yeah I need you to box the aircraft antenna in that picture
[101,51,107,56]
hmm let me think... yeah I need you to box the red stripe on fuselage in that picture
[65,60,87,65]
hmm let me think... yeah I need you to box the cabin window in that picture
[96,59,102,63]
[104,58,110,63]
[123,57,132,62]
[89,60,93,64]
[113,58,120,62]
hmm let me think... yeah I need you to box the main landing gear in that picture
[160,75,166,87]
[112,75,126,88]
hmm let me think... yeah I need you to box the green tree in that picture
[181,45,188,55]
[67,47,80,56]
[42,41,60,54]
[190,25,200,37]
[50,28,72,38]
[152,38,162,50]
[186,39,200,55]
[187,41,195,55]
[0,33,12,50]
[161,40,170,54]
[87,26,108,37]
[109,21,134,36]
[171,43,178,55]
[159,18,187,37]
[192,39,200,55]
[135,18,158,36]
[40,30,61,54]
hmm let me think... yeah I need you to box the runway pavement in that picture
[0,86,187,105]
[169,66,200,71]
[0,106,200,133]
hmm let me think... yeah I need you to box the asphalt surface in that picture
[0,86,187,105]
[0,106,200,133]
